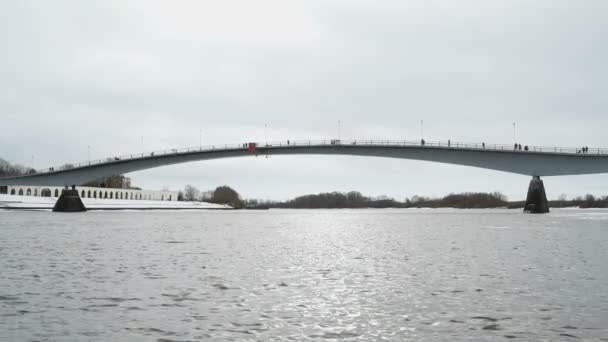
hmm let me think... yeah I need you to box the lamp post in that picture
[420,120,424,140]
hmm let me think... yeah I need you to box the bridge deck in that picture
[2,139,608,186]
[26,139,608,176]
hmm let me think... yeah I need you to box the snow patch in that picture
[0,195,231,210]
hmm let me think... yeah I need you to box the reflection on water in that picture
[1,209,608,341]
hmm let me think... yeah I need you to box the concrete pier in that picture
[524,176,549,214]
[53,185,86,212]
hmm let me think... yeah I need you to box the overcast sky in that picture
[1,0,607,200]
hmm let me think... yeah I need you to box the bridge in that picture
[2,139,608,213]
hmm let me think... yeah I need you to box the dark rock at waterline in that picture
[472,316,499,322]
[482,324,501,330]
[559,333,580,339]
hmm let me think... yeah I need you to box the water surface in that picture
[1,209,607,341]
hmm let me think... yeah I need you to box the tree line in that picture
[83,175,139,189]
[153,184,608,209]
[179,185,244,208]
[262,191,509,209]
[0,158,35,177]
[508,194,608,209]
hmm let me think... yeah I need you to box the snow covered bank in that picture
[0,195,232,210]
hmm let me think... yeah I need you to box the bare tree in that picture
[183,185,200,202]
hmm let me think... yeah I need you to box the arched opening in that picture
[104,191,108,199]
[54,189,59,197]
[26,189,32,196]
[34,189,38,196]
[169,195,172,201]
[41,188,51,197]
[81,190,85,198]
[88,190,91,198]
[110,192,113,199]
[120,192,123,199]
[161,195,164,201]
[93,191,97,198]
[18,189,24,196]
[10,189,16,195]
[130,193,133,200]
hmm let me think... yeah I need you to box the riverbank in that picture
[0,195,232,210]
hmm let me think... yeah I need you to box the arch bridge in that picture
[2,139,608,213]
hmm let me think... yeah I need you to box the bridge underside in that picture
[2,144,608,187]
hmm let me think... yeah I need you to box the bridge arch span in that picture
[2,140,608,187]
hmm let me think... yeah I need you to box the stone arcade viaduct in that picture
[2,139,608,212]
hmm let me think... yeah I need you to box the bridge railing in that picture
[29,139,608,175]
[260,139,606,155]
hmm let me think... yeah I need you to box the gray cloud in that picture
[1,0,607,200]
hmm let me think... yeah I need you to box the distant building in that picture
[0,185,177,201]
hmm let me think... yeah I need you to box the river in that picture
[1,209,607,341]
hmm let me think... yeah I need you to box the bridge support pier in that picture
[524,176,549,214]
[53,185,86,212]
